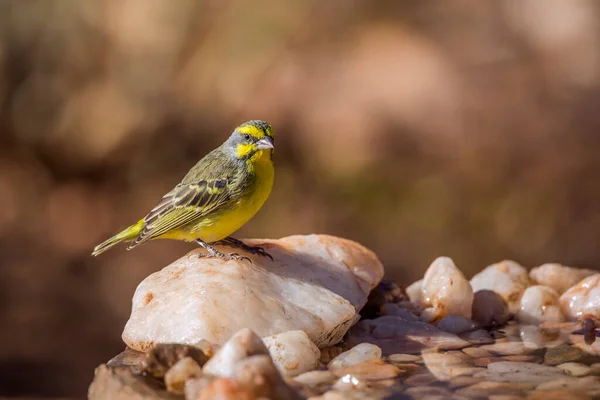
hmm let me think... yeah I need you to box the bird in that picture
[92,120,275,262]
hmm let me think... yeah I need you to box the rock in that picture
[530,263,596,294]
[544,344,588,366]
[474,362,566,384]
[88,365,179,400]
[459,329,495,345]
[519,325,566,350]
[404,386,454,398]
[535,375,600,393]
[386,354,421,363]
[436,316,476,334]
[319,346,346,364]
[470,260,530,314]
[403,372,437,386]
[556,362,593,377]
[405,279,423,305]
[421,351,483,381]
[107,348,146,373]
[528,390,593,400]
[123,235,384,350]
[471,290,511,327]
[142,344,209,379]
[328,343,382,369]
[203,329,269,377]
[164,357,202,394]
[559,274,600,321]
[420,257,474,321]
[262,330,320,377]
[189,355,301,400]
[455,381,534,396]
[346,315,470,355]
[331,373,368,391]
[480,342,535,356]
[293,370,337,387]
[448,375,483,389]
[331,360,402,380]
[462,347,492,358]
[518,285,565,324]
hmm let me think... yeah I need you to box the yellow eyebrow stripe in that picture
[237,125,265,139]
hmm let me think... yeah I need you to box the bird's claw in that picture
[252,246,274,261]
[190,250,251,263]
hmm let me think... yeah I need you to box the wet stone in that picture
[455,381,534,396]
[527,390,593,400]
[459,329,495,345]
[447,375,483,389]
[403,372,438,386]
[544,344,587,365]
[556,362,593,377]
[480,342,535,356]
[474,362,566,384]
[404,385,454,398]
[535,375,600,393]
[333,360,402,381]
[386,354,421,363]
[142,344,209,379]
[422,351,483,381]
[328,343,382,369]
[294,370,337,387]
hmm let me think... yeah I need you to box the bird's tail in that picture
[92,219,144,256]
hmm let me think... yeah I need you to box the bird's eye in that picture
[244,134,251,140]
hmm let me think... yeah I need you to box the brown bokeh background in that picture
[1,0,600,396]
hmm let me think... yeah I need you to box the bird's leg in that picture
[212,237,274,261]
[194,239,250,262]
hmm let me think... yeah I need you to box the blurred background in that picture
[1,0,600,396]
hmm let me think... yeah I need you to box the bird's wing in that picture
[127,177,236,249]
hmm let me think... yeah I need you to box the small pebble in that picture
[332,360,401,381]
[459,329,495,345]
[328,343,382,369]
[436,316,477,334]
[332,374,367,391]
[470,260,530,314]
[462,347,492,358]
[164,357,202,394]
[556,362,593,376]
[294,370,337,387]
[386,354,421,363]
[404,372,437,386]
[471,290,511,327]
[529,263,596,294]
[455,381,533,396]
[480,342,535,356]
[404,386,453,397]
[518,285,564,324]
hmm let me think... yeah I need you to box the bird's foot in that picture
[194,239,251,263]
[213,237,274,261]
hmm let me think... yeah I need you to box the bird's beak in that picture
[256,137,274,151]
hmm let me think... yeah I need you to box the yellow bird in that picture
[92,120,275,261]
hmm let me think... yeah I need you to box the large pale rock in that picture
[122,235,384,350]
[530,263,596,294]
[470,260,530,314]
[517,285,564,324]
[420,257,473,321]
[560,274,600,320]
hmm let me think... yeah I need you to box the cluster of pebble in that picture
[88,238,600,399]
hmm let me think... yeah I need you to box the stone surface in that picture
[474,362,566,384]
[480,342,535,356]
[471,290,511,327]
[328,343,382,369]
[455,381,533,396]
[332,360,402,380]
[436,316,477,334]
[470,260,530,315]
[535,375,600,393]
[420,257,474,321]
[530,263,596,294]
[293,370,337,387]
[560,274,600,321]
[189,355,301,400]
[346,315,470,355]
[262,330,321,377]
[459,329,495,345]
[518,285,564,324]
[123,235,384,350]
[556,362,593,377]
[422,351,482,381]
[405,279,422,305]
[164,357,202,394]
[89,365,179,400]
[203,329,270,377]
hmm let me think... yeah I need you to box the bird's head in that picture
[227,120,275,162]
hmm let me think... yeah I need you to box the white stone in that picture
[560,274,600,320]
[328,343,382,369]
[164,357,202,394]
[262,330,321,377]
[420,257,474,321]
[479,342,535,356]
[436,316,476,334]
[556,362,593,377]
[517,285,565,324]
[203,328,269,377]
[406,279,423,305]
[470,260,530,314]
[530,263,596,294]
[122,235,384,350]
[474,362,566,384]
[293,370,336,386]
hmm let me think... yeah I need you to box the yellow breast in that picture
[162,150,274,243]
